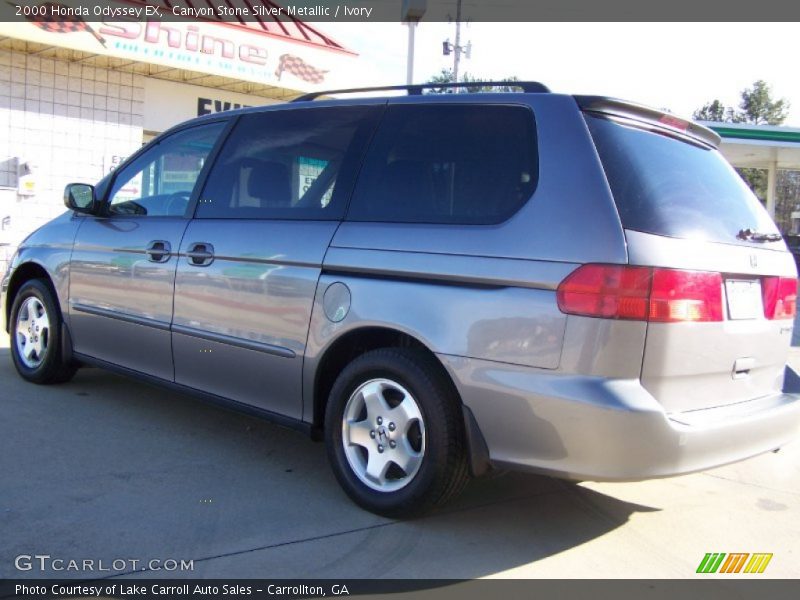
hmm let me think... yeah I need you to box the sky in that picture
[321,22,800,127]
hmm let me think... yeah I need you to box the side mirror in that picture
[64,183,97,214]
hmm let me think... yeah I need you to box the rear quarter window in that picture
[585,114,779,245]
[347,104,538,225]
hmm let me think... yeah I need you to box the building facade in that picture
[0,5,355,269]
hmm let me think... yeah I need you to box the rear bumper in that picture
[438,354,800,481]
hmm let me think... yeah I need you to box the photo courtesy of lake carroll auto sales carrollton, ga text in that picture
[1,0,800,595]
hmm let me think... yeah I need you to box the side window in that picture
[107,122,226,217]
[347,104,538,225]
[195,106,382,220]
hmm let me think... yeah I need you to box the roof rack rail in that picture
[291,81,551,102]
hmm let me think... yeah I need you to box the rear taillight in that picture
[555,264,650,320]
[649,268,723,322]
[762,277,797,320]
[557,264,723,322]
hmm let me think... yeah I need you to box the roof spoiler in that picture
[575,95,721,148]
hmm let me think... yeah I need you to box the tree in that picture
[776,170,800,234]
[692,99,730,122]
[694,80,789,126]
[426,69,521,94]
[738,80,789,125]
[693,81,791,205]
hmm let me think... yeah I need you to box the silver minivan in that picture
[3,83,800,516]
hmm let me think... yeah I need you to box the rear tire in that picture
[325,347,470,517]
[9,279,77,384]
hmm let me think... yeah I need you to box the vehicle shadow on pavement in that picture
[0,356,658,579]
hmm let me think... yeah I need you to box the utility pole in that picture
[442,0,470,89]
[452,0,462,84]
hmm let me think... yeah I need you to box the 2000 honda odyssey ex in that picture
[3,82,800,516]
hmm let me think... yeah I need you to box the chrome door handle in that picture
[186,242,215,267]
[145,240,171,263]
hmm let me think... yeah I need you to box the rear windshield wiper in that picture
[737,228,783,242]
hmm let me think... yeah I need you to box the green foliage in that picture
[736,167,768,203]
[425,69,522,94]
[775,170,800,234]
[692,99,731,122]
[693,80,789,126]
[694,81,791,204]
[738,80,790,125]
[427,68,455,87]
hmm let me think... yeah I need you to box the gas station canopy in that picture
[699,121,800,218]
[706,122,800,170]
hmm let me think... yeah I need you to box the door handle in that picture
[186,242,215,267]
[145,240,171,263]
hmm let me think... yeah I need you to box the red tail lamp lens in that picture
[763,277,798,320]
[649,269,723,322]
[557,264,724,322]
[556,264,651,320]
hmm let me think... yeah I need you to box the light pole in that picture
[406,23,416,85]
[401,0,427,85]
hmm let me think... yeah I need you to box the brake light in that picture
[659,114,690,132]
[555,264,651,320]
[557,264,723,322]
[649,268,723,322]
[762,277,797,320]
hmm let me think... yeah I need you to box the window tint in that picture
[347,104,538,225]
[585,114,780,244]
[108,122,225,217]
[195,106,382,220]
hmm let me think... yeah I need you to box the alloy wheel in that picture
[341,378,426,492]
[15,296,50,369]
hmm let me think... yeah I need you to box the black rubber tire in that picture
[325,347,470,518]
[9,279,77,384]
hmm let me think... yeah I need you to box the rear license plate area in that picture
[725,279,763,320]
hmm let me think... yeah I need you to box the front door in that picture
[171,105,383,418]
[69,121,227,380]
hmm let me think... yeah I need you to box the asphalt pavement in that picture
[1,333,799,579]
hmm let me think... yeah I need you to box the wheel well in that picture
[5,262,53,331]
[312,327,460,430]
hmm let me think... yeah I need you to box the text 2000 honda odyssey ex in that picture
[3,82,800,516]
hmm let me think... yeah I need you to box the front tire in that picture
[9,279,77,384]
[325,348,469,517]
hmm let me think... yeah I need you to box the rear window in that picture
[347,104,538,225]
[585,114,780,245]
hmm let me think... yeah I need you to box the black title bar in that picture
[2,0,800,22]
[3,579,800,600]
